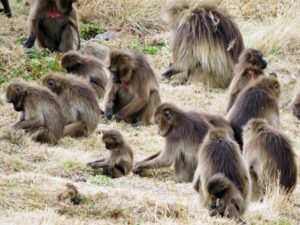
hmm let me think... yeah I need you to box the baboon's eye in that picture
[48,80,55,87]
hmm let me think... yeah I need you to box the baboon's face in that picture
[109,52,133,84]
[61,51,82,73]
[6,82,26,112]
[102,131,123,150]
[42,75,62,94]
[154,107,174,137]
[246,50,267,70]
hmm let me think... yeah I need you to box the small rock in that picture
[74,177,87,183]
[95,31,116,41]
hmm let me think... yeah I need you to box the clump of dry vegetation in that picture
[0,0,299,224]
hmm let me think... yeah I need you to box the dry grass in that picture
[0,0,300,224]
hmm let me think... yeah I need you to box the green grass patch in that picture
[131,40,166,55]
[89,175,113,186]
[80,22,105,40]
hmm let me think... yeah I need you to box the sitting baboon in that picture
[23,0,80,52]
[227,49,267,112]
[227,75,280,146]
[162,0,244,88]
[0,0,12,17]
[6,79,64,145]
[243,118,297,200]
[61,50,109,98]
[87,130,133,178]
[42,73,101,137]
[104,50,161,125]
[193,128,251,220]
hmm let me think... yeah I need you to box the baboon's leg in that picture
[140,91,161,125]
[63,121,87,137]
[58,24,79,52]
[174,158,194,182]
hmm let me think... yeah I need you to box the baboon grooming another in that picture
[133,103,220,183]
[227,76,280,146]
[6,79,64,145]
[0,0,12,17]
[23,0,80,52]
[227,49,267,112]
[87,130,133,178]
[61,51,109,98]
[243,118,297,200]
[104,50,161,125]
[162,0,244,88]
[42,73,101,137]
[193,128,251,219]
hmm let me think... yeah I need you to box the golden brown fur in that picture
[227,76,280,146]
[133,103,212,182]
[57,183,81,205]
[61,50,109,98]
[163,0,244,88]
[104,50,161,125]
[82,42,110,66]
[42,73,101,137]
[24,0,80,52]
[6,79,64,145]
[193,128,251,219]
[243,118,297,200]
[87,130,133,178]
[291,91,300,119]
[227,49,267,112]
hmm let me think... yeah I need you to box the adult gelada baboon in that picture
[61,50,109,98]
[243,118,297,200]
[104,50,161,125]
[227,49,267,112]
[162,0,244,88]
[193,128,251,220]
[0,0,12,17]
[24,0,80,52]
[6,79,64,145]
[87,130,134,178]
[42,73,101,137]
[227,75,280,146]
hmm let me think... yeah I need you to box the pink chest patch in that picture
[121,82,129,90]
[47,9,61,18]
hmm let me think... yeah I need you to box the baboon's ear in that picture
[163,109,172,120]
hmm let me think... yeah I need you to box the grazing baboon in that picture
[104,50,161,125]
[23,0,80,52]
[42,73,101,137]
[227,49,267,112]
[162,0,244,88]
[6,79,64,145]
[87,130,133,178]
[291,91,300,119]
[82,42,110,66]
[133,103,212,182]
[193,128,251,220]
[227,76,280,146]
[0,0,12,17]
[57,183,81,205]
[243,118,297,200]
[61,50,109,98]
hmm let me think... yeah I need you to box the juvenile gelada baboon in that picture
[291,91,300,119]
[227,49,267,112]
[193,128,251,220]
[6,79,64,145]
[162,0,244,88]
[24,0,80,52]
[0,0,12,17]
[61,50,109,98]
[57,183,82,205]
[227,75,280,146]
[104,50,161,125]
[42,73,101,137]
[133,103,234,182]
[243,118,297,200]
[87,130,133,178]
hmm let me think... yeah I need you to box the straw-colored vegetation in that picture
[0,0,299,224]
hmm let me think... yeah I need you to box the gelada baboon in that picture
[57,183,82,205]
[291,91,300,119]
[243,118,297,200]
[23,0,80,52]
[6,79,64,145]
[227,49,267,112]
[162,0,244,88]
[87,130,133,178]
[0,0,12,17]
[42,73,101,137]
[133,103,214,182]
[193,128,251,219]
[104,50,161,125]
[61,50,109,98]
[227,75,280,146]
[82,42,110,66]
